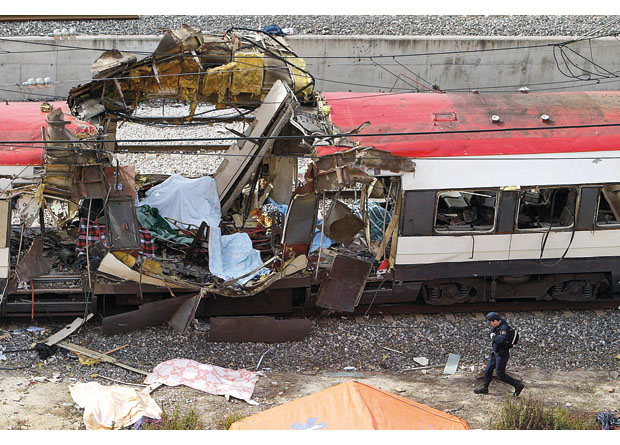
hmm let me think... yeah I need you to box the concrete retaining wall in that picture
[1,35,618,101]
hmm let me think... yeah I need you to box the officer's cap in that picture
[485,312,501,323]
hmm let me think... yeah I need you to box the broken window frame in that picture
[595,184,620,228]
[515,185,578,232]
[433,189,499,235]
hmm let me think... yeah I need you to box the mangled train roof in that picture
[318,91,620,157]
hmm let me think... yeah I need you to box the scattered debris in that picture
[255,348,271,371]
[414,357,429,366]
[382,346,403,354]
[443,353,461,375]
[57,341,150,376]
[44,314,93,347]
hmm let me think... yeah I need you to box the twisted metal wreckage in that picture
[0,26,414,337]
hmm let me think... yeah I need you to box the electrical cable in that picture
[3,120,620,146]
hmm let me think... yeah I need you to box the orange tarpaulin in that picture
[230,380,469,430]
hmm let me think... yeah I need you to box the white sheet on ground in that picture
[137,174,265,283]
[69,382,162,430]
[144,359,260,404]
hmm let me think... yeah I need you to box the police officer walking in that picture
[474,312,525,396]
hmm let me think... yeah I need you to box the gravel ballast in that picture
[1,310,619,385]
[0,15,618,38]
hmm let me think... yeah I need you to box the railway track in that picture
[292,298,620,318]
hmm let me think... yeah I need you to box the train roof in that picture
[317,91,620,158]
[0,101,96,166]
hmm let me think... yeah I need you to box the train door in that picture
[571,184,620,260]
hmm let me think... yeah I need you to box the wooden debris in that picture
[595,310,606,316]
[444,313,456,322]
[44,314,93,347]
[474,313,485,320]
[57,341,149,376]
[533,311,544,317]
[103,344,129,355]
[561,310,573,317]
[414,314,425,322]
[355,316,365,324]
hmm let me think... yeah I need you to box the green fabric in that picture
[136,205,194,244]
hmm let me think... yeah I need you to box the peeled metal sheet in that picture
[102,295,193,335]
[324,200,364,247]
[105,198,141,251]
[316,255,373,312]
[15,237,55,282]
[168,293,203,333]
[208,316,312,343]
[104,166,135,199]
[282,193,318,245]
[214,80,293,214]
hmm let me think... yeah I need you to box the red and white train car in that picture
[318,91,620,304]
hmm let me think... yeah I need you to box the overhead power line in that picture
[3,120,620,147]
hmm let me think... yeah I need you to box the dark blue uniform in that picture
[483,319,520,389]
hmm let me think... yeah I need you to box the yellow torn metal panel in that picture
[231,52,264,98]
[201,62,235,105]
[287,57,313,101]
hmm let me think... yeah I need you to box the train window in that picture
[435,190,497,233]
[516,187,577,230]
[596,185,620,226]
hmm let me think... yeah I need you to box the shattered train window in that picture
[596,185,620,226]
[517,187,577,230]
[434,190,497,233]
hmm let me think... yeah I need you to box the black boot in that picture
[473,386,489,394]
[513,381,525,396]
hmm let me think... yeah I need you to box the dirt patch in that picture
[0,367,617,430]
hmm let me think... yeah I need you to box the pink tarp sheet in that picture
[143,359,260,403]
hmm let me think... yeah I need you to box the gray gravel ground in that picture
[1,310,619,385]
[0,15,619,37]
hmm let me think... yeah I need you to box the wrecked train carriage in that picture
[67,26,314,139]
[7,25,620,319]
[317,90,620,305]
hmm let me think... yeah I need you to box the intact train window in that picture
[596,185,620,226]
[434,190,497,233]
[517,187,577,230]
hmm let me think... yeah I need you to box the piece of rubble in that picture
[414,357,429,366]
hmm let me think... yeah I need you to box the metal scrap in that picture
[102,294,196,335]
[15,237,55,282]
[208,316,312,343]
[316,255,373,312]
